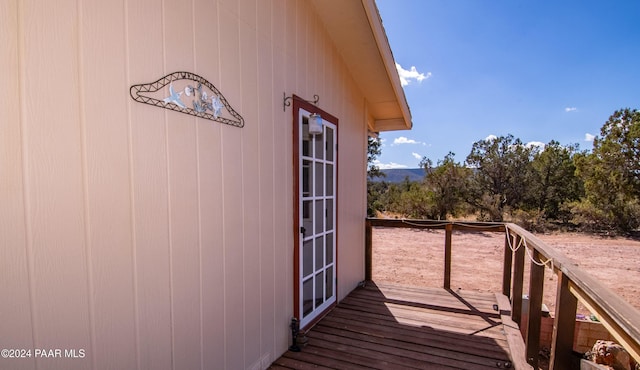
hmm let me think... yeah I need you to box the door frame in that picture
[292,95,339,331]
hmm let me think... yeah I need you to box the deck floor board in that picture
[271,282,529,370]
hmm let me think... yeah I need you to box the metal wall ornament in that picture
[130,71,244,128]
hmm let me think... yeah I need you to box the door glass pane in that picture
[315,237,324,271]
[314,162,324,196]
[326,266,334,299]
[303,278,313,317]
[302,201,312,236]
[326,233,333,264]
[303,239,313,277]
[302,117,310,157]
[315,271,324,307]
[325,164,334,196]
[326,199,334,231]
[314,133,324,160]
[326,127,334,162]
[302,160,312,197]
[314,200,324,234]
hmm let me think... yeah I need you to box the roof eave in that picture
[310,0,413,132]
[361,0,413,132]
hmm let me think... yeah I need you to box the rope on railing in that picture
[526,245,555,270]
[399,218,503,229]
[453,222,504,229]
[506,227,554,271]
[399,218,450,228]
[505,227,524,252]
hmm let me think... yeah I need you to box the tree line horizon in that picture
[367,108,640,234]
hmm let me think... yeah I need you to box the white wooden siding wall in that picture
[0,0,367,369]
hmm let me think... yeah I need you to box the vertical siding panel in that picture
[163,0,202,368]
[80,0,137,368]
[322,24,331,113]
[238,0,258,319]
[308,12,319,105]
[313,18,324,113]
[197,124,225,368]
[337,78,367,301]
[194,0,225,368]
[218,2,245,368]
[257,0,276,363]
[20,0,91,368]
[327,45,337,118]
[271,0,291,355]
[295,1,307,96]
[239,0,262,366]
[338,83,351,300]
[271,0,286,58]
[239,0,257,30]
[127,0,172,368]
[332,44,342,115]
[284,0,296,63]
[194,0,225,367]
[284,0,296,102]
[0,2,35,369]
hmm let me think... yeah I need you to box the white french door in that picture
[298,108,337,329]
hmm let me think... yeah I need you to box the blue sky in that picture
[375,0,640,169]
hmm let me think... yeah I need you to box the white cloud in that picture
[484,134,497,142]
[373,160,409,169]
[396,63,431,87]
[585,133,595,142]
[411,152,423,160]
[565,107,577,112]
[526,141,545,149]
[393,136,423,145]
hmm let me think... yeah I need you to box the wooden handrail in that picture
[366,217,505,231]
[365,217,640,369]
[506,223,640,368]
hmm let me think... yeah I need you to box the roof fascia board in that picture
[361,0,412,130]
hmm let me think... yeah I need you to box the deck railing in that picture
[365,218,640,369]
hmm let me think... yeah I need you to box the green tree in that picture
[367,136,385,216]
[465,135,536,221]
[421,152,471,220]
[384,178,435,219]
[367,136,384,181]
[531,141,583,220]
[574,108,640,232]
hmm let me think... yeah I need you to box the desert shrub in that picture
[568,199,640,234]
[395,184,437,219]
[473,194,505,222]
[507,209,547,233]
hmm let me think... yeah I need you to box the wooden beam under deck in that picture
[271,282,531,370]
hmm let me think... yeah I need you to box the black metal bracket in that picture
[283,92,319,112]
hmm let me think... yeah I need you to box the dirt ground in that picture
[371,227,640,317]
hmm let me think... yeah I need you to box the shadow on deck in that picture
[271,282,529,370]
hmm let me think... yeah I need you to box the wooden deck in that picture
[271,282,530,370]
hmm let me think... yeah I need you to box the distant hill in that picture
[371,168,426,183]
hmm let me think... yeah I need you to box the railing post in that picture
[526,249,545,368]
[550,272,578,370]
[444,223,452,290]
[512,234,525,326]
[365,219,372,281]
[502,232,513,298]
